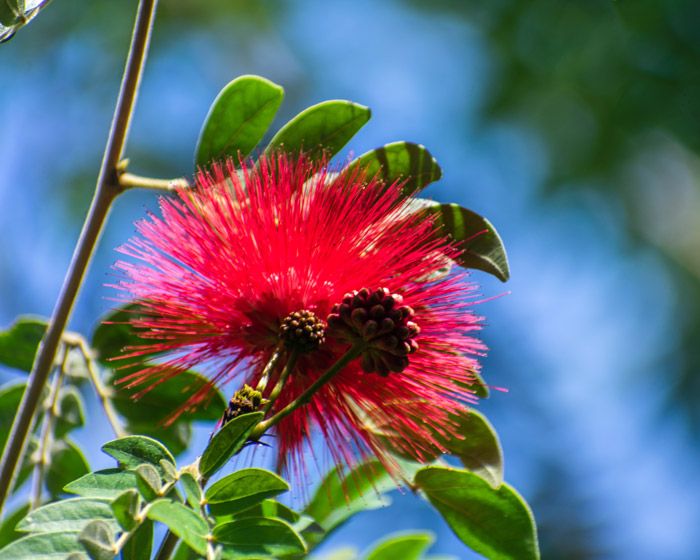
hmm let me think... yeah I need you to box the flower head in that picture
[113,153,487,478]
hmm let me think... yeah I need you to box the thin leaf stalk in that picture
[30,348,67,511]
[261,347,300,416]
[0,0,159,515]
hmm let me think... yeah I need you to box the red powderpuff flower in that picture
[112,153,487,479]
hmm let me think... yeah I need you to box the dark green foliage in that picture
[0,317,46,372]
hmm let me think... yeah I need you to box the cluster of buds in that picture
[326,287,420,377]
[222,384,269,425]
[279,309,326,354]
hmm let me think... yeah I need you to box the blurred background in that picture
[2,0,700,558]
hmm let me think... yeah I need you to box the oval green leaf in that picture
[199,412,263,478]
[206,468,289,516]
[213,518,306,558]
[414,467,539,560]
[0,531,84,559]
[0,317,46,372]
[17,497,118,534]
[111,489,140,531]
[102,435,175,476]
[147,500,209,556]
[78,520,115,560]
[64,468,139,499]
[0,502,30,549]
[410,200,510,282]
[264,100,371,161]
[196,75,284,167]
[364,532,434,560]
[347,142,442,197]
[135,464,162,501]
[179,471,202,510]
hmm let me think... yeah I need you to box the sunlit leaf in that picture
[17,498,118,534]
[264,100,371,161]
[64,468,139,500]
[110,489,140,531]
[196,75,284,167]
[415,467,539,560]
[0,317,46,372]
[408,200,510,282]
[0,531,84,559]
[347,142,442,197]
[147,500,209,556]
[199,412,263,478]
[102,435,175,476]
[78,520,114,560]
[206,468,289,517]
[213,518,307,558]
[135,464,162,502]
[0,0,53,44]
[364,532,433,560]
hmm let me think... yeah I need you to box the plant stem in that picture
[74,338,125,438]
[250,342,366,440]
[119,171,190,192]
[261,348,299,416]
[30,350,67,511]
[153,529,181,560]
[0,0,159,516]
[254,346,283,393]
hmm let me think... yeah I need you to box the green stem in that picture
[261,348,299,416]
[250,342,366,440]
[30,350,67,511]
[119,171,190,192]
[254,346,283,393]
[153,529,181,560]
[74,337,125,438]
[0,0,159,516]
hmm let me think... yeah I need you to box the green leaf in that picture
[172,540,203,560]
[180,471,203,510]
[305,460,394,536]
[107,369,227,424]
[17,498,118,534]
[147,500,209,556]
[364,532,433,560]
[410,201,510,282]
[264,100,371,161]
[91,304,142,365]
[121,518,153,560]
[123,420,191,458]
[78,520,115,560]
[160,459,178,484]
[414,467,539,560]
[199,412,263,478]
[347,142,442,197]
[0,0,52,44]
[66,553,90,560]
[102,436,175,476]
[0,382,26,453]
[0,531,84,559]
[0,317,46,372]
[64,468,139,499]
[135,464,162,501]
[442,411,503,489]
[196,75,284,167]
[206,468,289,517]
[457,369,489,399]
[46,439,90,498]
[54,388,86,439]
[0,502,30,548]
[234,499,299,525]
[110,489,140,531]
[213,518,306,558]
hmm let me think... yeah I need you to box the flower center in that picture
[326,287,420,377]
[279,310,326,354]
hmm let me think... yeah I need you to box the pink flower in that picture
[112,153,486,477]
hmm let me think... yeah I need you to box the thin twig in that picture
[261,348,299,416]
[0,0,159,515]
[74,338,125,438]
[119,171,190,192]
[30,348,67,511]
